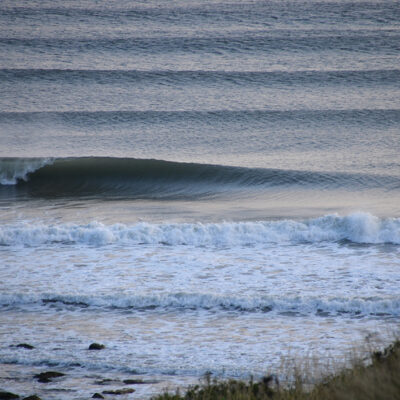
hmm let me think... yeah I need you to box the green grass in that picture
[153,341,400,400]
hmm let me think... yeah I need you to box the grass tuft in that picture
[153,340,400,400]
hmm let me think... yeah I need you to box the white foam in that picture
[1,292,399,317]
[0,213,399,246]
[0,158,53,185]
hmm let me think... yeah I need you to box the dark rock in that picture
[102,388,135,395]
[123,379,143,384]
[92,394,105,399]
[89,343,105,350]
[34,371,65,383]
[22,396,41,400]
[37,378,51,383]
[16,343,35,350]
[35,371,65,379]
[0,391,19,400]
[123,379,158,384]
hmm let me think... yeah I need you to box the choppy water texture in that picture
[1,1,400,399]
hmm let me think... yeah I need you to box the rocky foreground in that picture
[1,341,400,400]
[0,343,159,400]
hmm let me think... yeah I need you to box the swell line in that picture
[1,34,399,54]
[1,69,399,86]
[0,158,399,199]
[1,109,400,127]
[1,2,398,25]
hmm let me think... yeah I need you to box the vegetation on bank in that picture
[153,341,400,400]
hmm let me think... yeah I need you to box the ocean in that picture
[1,0,400,398]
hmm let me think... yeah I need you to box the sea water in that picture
[1,0,400,399]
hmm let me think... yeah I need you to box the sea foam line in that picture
[0,213,399,246]
[1,292,399,317]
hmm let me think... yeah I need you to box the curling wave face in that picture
[0,157,399,199]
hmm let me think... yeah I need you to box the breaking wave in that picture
[0,157,398,198]
[0,157,53,185]
[1,292,399,318]
[0,213,399,246]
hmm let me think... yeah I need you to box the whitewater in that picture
[1,0,400,399]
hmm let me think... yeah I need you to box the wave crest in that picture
[0,157,398,199]
[1,292,399,317]
[0,158,53,185]
[1,213,399,246]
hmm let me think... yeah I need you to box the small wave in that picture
[1,292,399,318]
[1,69,399,86]
[0,213,399,247]
[1,34,398,54]
[2,109,400,126]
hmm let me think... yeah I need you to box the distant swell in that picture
[0,157,398,198]
[1,69,399,86]
[1,292,399,318]
[1,34,398,53]
[0,213,399,246]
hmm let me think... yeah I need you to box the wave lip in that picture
[0,213,399,247]
[1,292,399,318]
[0,158,53,185]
